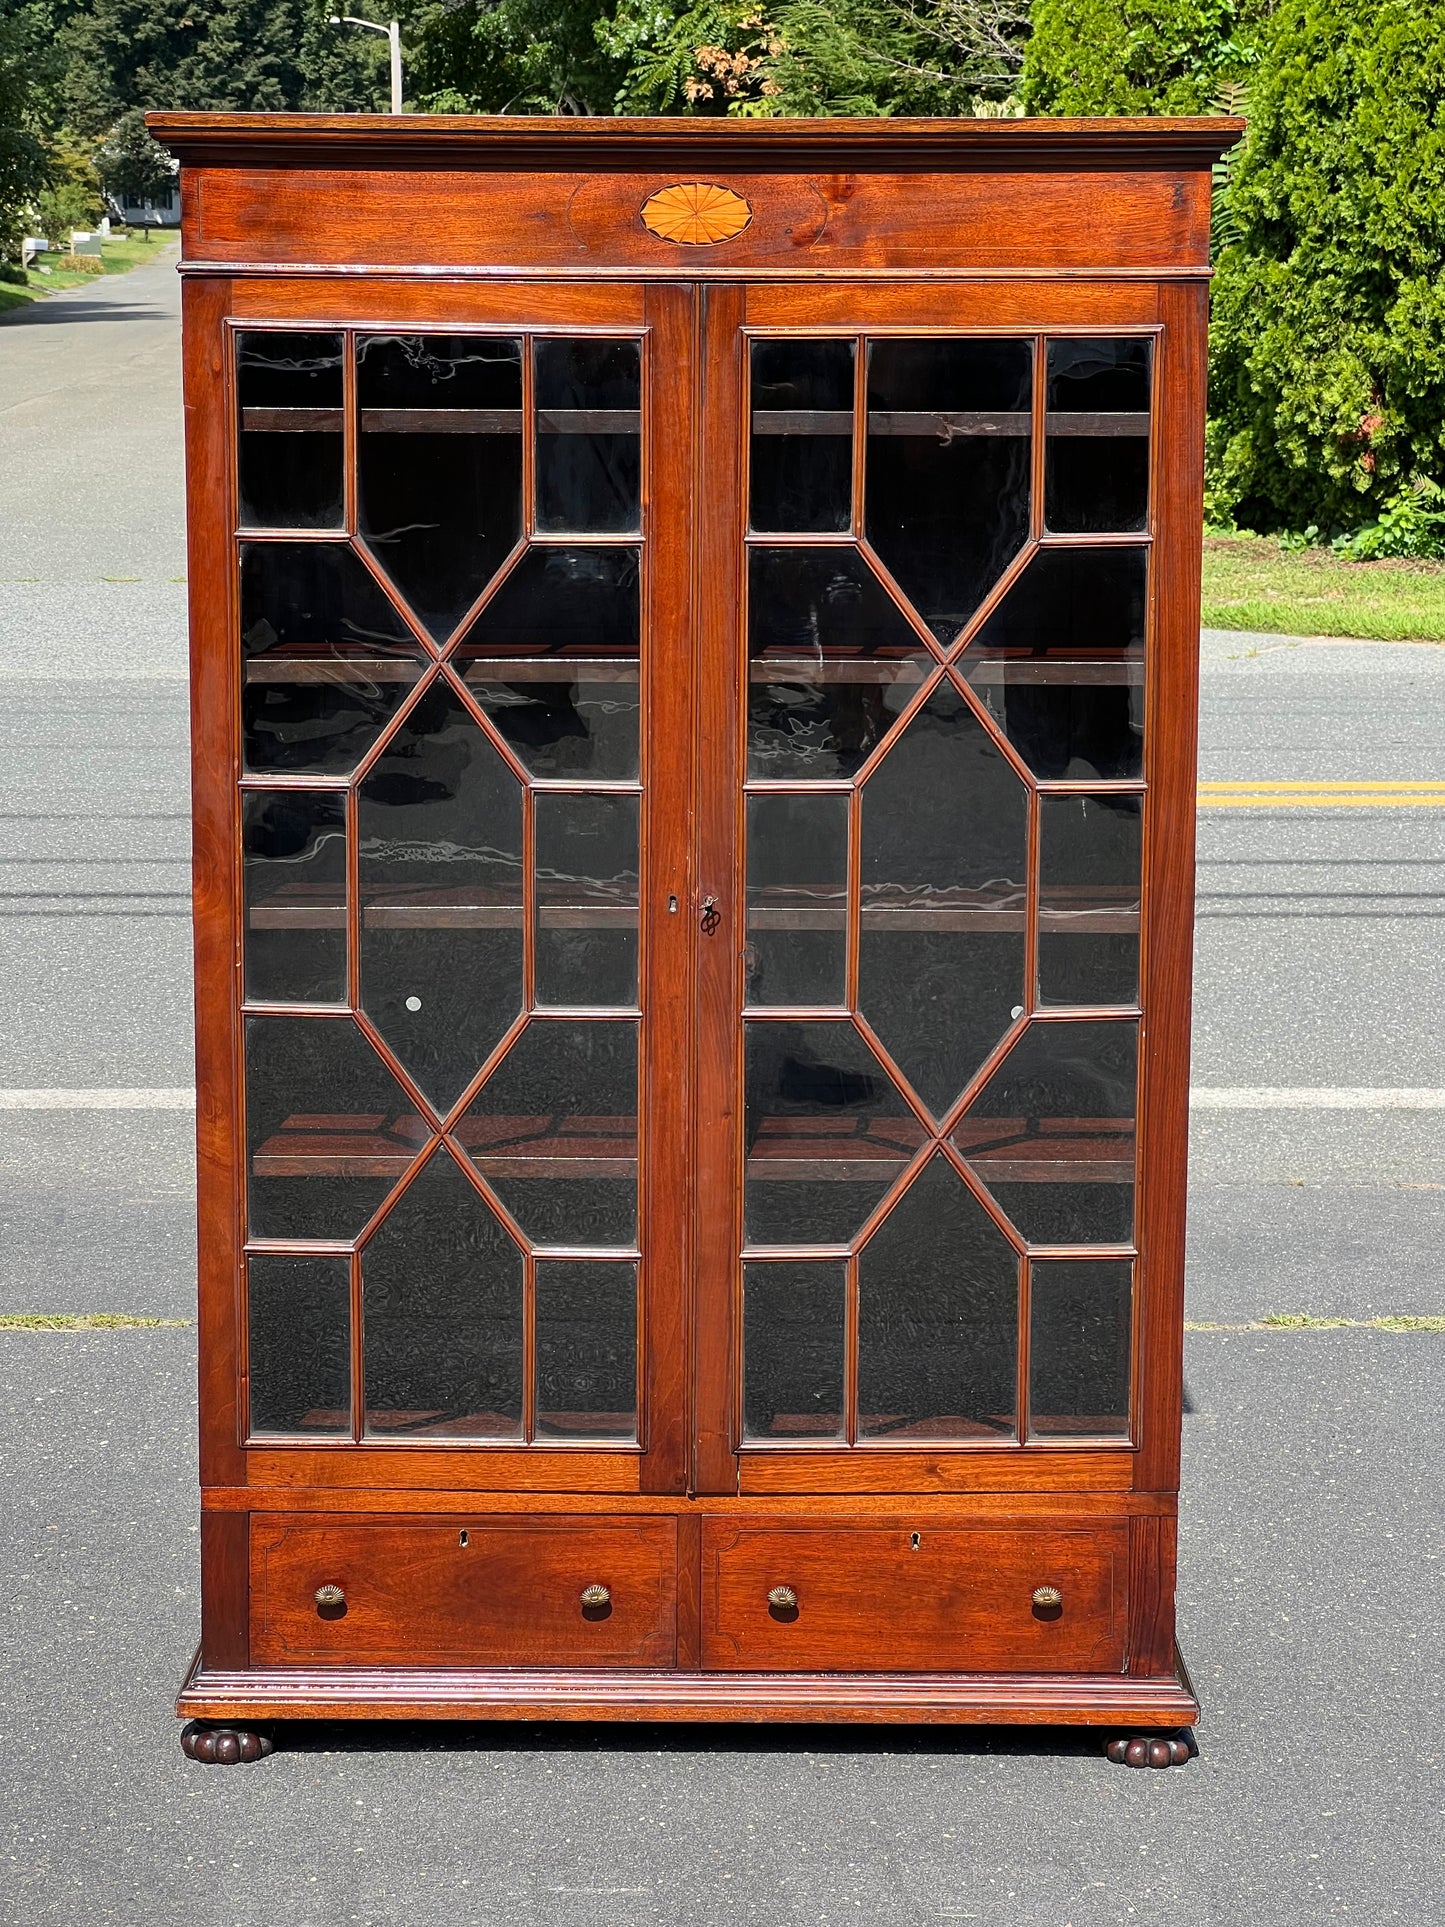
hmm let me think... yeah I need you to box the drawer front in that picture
[250,1515,677,1667]
[701,1519,1127,1673]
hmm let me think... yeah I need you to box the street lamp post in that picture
[328,15,403,114]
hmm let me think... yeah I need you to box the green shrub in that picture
[1207,0,1445,535]
[1022,0,1264,115]
[1330,482,1445,561]
[0,257,26,284]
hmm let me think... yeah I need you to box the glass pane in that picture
[247,1254,350,1437]
[954,1019,1138,1246]
[1045,338,1151,534]
[743,1261,846,1441]
[960,546,1147,780]
[749,338,854,533]
[362,1147,523,1438]
[240,542,426,777]
[744,1020,918,1247]
[242,792,346,1005]
[535,792,639,1009]
[458,1019,637,1247]
[865,337,1032,644]
[245,1015,424,1240]
[535,337,641,535]
[357,333,523,640]
[358,682,524,1111]
[745,792,848,1008]
[859,681,1027,1119]
[857,1154,1018,1440]
[748,547,932,780]
[456,547,640,781]
[236,330,343,531]
[1038,794,1142,1007]
[535,1260,638,1440]
[1029,1258,1132,1439]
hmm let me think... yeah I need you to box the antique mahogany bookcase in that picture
[152,111,1238,1766]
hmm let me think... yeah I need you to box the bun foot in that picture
[1105,1728,1195,1768]
[180,1721,274,1764]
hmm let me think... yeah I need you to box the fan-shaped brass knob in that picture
[767,1585,798,1611]
[1032,1585,1063,1609]
[314,1583,346,1609]
[580,1583,611,1608]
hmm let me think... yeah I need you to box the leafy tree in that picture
[96,104,173,225]
[0,12,48,259]
[1207,0,1445,534]
[405,0,627,114]
[1021,0,1263,115]
[61,0,391,133]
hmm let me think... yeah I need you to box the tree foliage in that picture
[96,104,174,204]
[0,3,53,258]
[1021,0,1262,115]
[1207,0,1445,533]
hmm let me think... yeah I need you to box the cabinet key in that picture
[700,895,721,935]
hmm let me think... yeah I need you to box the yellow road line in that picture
[1198,780,1445,808]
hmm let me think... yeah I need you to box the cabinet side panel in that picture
[200,1509,250,1668]
[1135,279,1206,1495]
[184,274,245,1489]
[1126,1509,1178,1677]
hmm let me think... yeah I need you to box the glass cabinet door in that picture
[234,294,689,1476]
[707,302,1154,1477]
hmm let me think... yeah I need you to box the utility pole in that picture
[329,15,403,114]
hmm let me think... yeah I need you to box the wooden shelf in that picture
[244,655,640,684]
[243,406,1148,439]
[752,655,1143,685]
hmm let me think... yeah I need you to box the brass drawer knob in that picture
[580,1583,611,1609]
[1032,1585,1063,1610]
[314,1583,346,1609]
[767,1585,798,1611]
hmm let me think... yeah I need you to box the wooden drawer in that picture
[250,1515,676,1667]
[701,1519,1127,1673]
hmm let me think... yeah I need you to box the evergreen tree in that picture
[1021,0,1261,115]
[1208,0,1445,533]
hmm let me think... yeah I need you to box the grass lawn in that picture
[0,233,175,313]
[1201,534,1445,642]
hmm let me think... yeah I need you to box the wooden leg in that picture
[1105,1727,1196,1768]
[180,1720,275,1764]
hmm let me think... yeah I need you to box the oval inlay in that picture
[641,182,752,245]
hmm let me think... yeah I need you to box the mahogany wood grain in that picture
[246,1448,641,1492]
[250,1515,677,1667]
[675,1510,703,1671]
[1127,1510,1179,1677]
[1133,280,1207,1499]
[180,1655,1197,1726]
[200,1511,250,1668]
[739,1450,1135,1496]
[185,274,246,1490]
[700,1518,1128,1674]
[204,1487,1176,1518]
[744,283,1162,330]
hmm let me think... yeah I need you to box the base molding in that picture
[177,1646,1199,1728]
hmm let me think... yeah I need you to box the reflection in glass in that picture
[747,547,931,779]
[961,546,1147,780]
[459,1019,638,1246]
[745,792,848,1007]
[535,792,639,1008]
[955,1019,1138,1246]
[743,1261,846,1441]
[357,333,522,640]
[859,682,1027,1117]
[535,337,641,534]
[535,1260,638,1439]
[744,1020,918,1247]
[362,1147,523,1438]
[245,1015,423,1240]
[236,330,343,531]
[240,542,426,776]
[1046,338,1152,534]
[243,792,347,1004]
[358,681,523,1109]
[469,673,639,783]
[1038,794,1142,1007]
[865,337,1032,644]
[247,1255,351,1436]
[1029,1258,1132,1438]
[857,1154,1018,1439]
[749,338,854,533]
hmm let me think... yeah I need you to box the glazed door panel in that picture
[228,284,695,1491]
[695,285,1160,1491]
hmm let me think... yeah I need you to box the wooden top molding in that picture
[147,112,1242,174]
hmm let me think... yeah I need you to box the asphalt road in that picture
[1,254,1441,1925]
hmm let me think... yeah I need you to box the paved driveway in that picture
[0,256,1440,1925]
